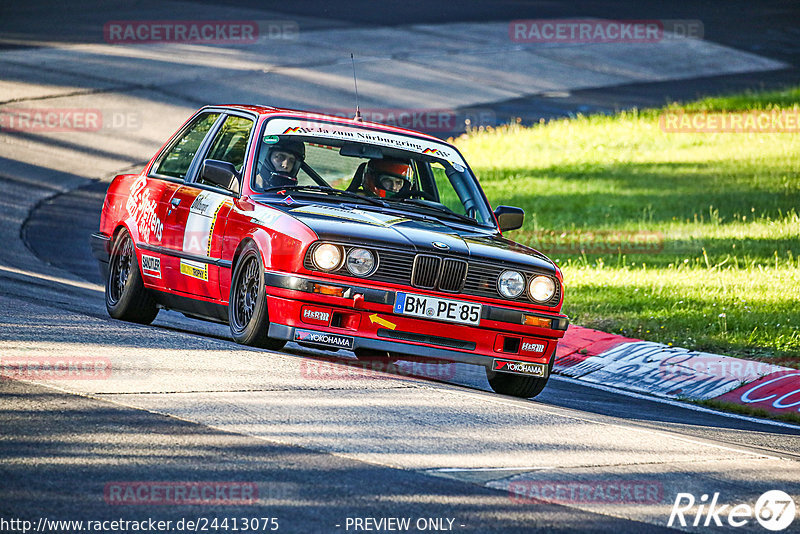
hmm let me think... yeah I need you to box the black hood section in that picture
[259,199,556,273]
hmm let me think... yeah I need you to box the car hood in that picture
[258,199,556,274]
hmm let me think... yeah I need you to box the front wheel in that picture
[228,242,286,351]
[105,229,158,324]
[486,358,553,398]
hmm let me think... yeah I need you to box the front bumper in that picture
[269,322,507,368]
[263,271,568,371]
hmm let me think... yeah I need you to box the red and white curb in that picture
[555,326,799,416]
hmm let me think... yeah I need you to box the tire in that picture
[228,242,286,351]
[486,357,553,398]
[105,229,158,324]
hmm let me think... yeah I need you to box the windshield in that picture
[250,120,494,227]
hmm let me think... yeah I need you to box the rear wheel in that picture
[105,229,158,324]
[486,358,553,398]
[229,242,286,351]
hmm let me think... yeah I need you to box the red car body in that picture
[92,105,568,397]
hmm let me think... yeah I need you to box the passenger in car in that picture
[255,138,306,189]
[360,158,413,198]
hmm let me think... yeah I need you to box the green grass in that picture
[453,87,800,365]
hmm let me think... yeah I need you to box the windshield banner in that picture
[263,118,467,167]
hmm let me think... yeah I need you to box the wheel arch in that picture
[111,223,141,265]
[231,236,262,271]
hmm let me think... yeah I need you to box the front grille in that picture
[463,261,503,300]
[439,258,468,292]
[371,250,414,285]
[411,256,467,292]
[304,244,560,306]
[411,255,441,289]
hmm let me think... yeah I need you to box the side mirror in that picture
[200,159,239,190]
[494,205,525,232]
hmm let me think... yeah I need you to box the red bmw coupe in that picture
[91,105,568,397]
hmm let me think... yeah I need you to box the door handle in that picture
[171,198,181,207]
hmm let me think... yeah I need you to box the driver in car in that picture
[362,159,413,199]
[255,138,305,189]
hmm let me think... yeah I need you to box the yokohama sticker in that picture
[493,359,547,377]
[294,329,354,350]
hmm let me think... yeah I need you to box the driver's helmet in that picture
[363,159,413,198]
[260,138,305,188]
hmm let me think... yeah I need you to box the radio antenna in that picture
[351,53,362,122]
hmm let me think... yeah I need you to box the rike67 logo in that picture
[668,490,796,531]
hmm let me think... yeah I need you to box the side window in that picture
[431,162,466,215]
[153,113,220,179]
[296,143,359,188]
[204,115,254,173]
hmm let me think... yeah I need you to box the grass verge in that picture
[454,86,800,366]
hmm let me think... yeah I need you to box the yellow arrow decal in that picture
[369,313,396,330]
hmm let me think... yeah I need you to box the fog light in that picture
[312,283,345,297]
[523,315,551,328]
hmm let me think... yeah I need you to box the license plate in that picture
[394,292,481,326]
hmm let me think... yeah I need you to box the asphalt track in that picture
[2,1,800,532]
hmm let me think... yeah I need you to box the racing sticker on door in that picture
[180,191,228,282]
[179,260,209,281]
[141,254,161,278]
[126,176,163,243]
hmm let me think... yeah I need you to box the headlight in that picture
[528,275,556,302]
[312,243,342,271]
[346,248,376,276]
[497,270,525,298]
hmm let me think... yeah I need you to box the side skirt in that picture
[150,289,229,324]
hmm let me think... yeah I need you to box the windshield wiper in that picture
[391,198,481,226]
[260,185,387,207]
